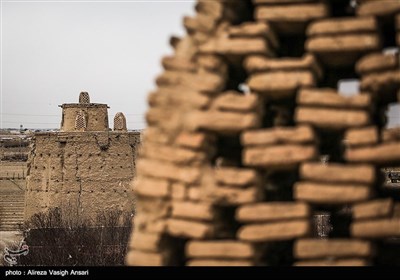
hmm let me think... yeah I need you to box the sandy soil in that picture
[0,162,27,177]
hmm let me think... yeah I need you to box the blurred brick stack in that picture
[126,0,400,266]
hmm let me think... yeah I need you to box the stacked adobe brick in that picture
[126,0,400,266]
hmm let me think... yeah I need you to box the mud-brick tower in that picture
[127,0,400,266]
[24,92,140,223]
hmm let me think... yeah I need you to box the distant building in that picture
[25,92,141,223]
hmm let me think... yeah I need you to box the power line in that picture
[3,121,60,125]
[1,113,144,117]
[2,113,59,117]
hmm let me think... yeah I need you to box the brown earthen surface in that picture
[125,0,400,266]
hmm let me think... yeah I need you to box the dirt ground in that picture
[0,162,27,178]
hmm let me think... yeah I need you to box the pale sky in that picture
[1,0,195,130]
[1,0,399,130]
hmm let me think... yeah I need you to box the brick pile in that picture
[126,0,400,266]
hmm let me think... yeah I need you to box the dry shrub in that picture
[18,208,133,266]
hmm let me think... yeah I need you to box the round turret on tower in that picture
[59,92,110,132]
[114,112,127,132]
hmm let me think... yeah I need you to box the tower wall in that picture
[25,131,140,222]
[60,104,109,132]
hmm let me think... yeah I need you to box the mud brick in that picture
[192,31,211,45]
[228,22,278,49]
[360,71,400,97]
[175,132,213,150]
[356,53,399,75]
[196,55,226,72]
[156,71,225,94]
[294,239,374,259]
[172,35,197,57]
[142,127,172,145]
[125,250,166,266]
[238,220,311,242]
[357,0,400,17]
[186,240,255,259]
[295,107,370,129]
[255,3,328,34]
[215,167,260,187]
[382,128,400,143]
[243,144,318,169]
[128,232,164,252]
[199,36,272,56]
[241,125,316,147]
[244,54,322,79]
[204,186,262,206]
[187,259,254,266]
[195,1,224,21]
[306,34,381,53]
[146,107,175,126]
[167,219,215,239]
[137,159,201,184]
[236,202,310,223]
[352,219,400,238]
[248,71,315,100]
[352,199,394,220]
[171,182,187,200]
[136,198,170,217]
[300,163,376,185]
[294,182,372,204]
[188,186,201,201]
[208,1,246,23]
[212,91,259,112]
[161,56,197,72]
[183,14,217,34]
[148,87,210,109]
[307,16,377,36]
[172,201,214,221]
[134,215,167,234]
[187,111,260,134]
[133,177,170,198]
[344,127,379,147]
[294,259,369,266]
[297,88,372,109]
[345,142,400,165]
[141,143,207,165]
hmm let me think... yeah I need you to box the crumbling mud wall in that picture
[25,93,141,223]
[126,0,400,266]
[60,104,109,132]
[25,131,140,222]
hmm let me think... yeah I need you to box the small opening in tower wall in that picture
[225,63,248,93]
[337,79,360,97]
[320,66,357,89]
[212,135,243,168]
[319,130,346,163]
[277,35,306,58]
[262,102,295,128]
[329,0,356,17]
[259,241,294,266]
[385,104,400,129]
[383,47,400,55]
[388,171,400,183]
[313,211,332,238]
[379,17,397,49]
